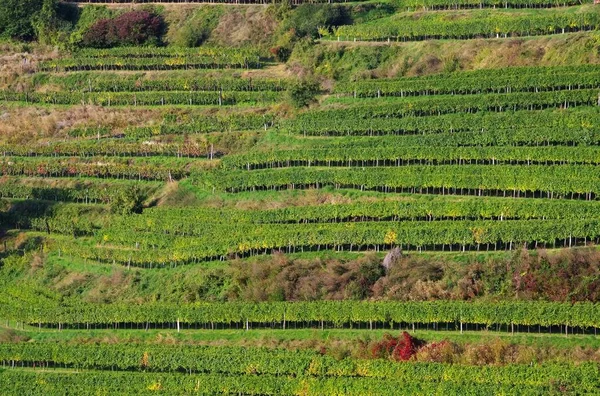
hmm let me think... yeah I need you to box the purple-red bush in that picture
[82,11,164,48]
[370,332,423,362]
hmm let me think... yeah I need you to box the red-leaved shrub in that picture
[82,11,164,48]
[82,18,113,48]
[370,332,423,362]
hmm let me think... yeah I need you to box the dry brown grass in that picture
[0,105,162,144]
[0,45,58,88]
[210,7,278,48]
[53,272,91,293]
[85,269,136,304]
[322,32,600,78]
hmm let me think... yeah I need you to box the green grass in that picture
[5,326,598,349]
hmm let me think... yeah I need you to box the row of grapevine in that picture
[285,124,600,146]
[0,177,159,204]
[5,143,600,164]
[205,165,600,196]
[38,56,262,72]
[322,89,600,118]
[285,106,600,136]
[333,9,600,41]
[221,146,600,169]
[0,157,209,181]
[0,343,598,390]
[73,46,263,59]
[1,299,597,327]
[8,194,600,238]
[1,90,280,106]
[116,197,600,227]
[33,72,289,93]
[66,218,600,264]
[0,369,583,396]
[1,140,216,158]
[335,66,600,97]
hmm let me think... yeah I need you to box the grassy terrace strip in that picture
[0,369,586,396]
[206,165,600,197]
[333,8,600,41]
[0,200,107,236]
[68,113,274,138]
[285,107,600,136]
[322,89,600,117]
[0,177,160,204]
[32,73,289,93]
[1,90,281,106]
[334,65,600,97]
[57,219,600,265]
[221,146,600,169]
[0,344,598,390]
[14,327,600,349]
[0,300,598,327]
[0,157,211,181]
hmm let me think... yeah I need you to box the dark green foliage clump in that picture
[287,78,321,108]
[0,0,45,40]
[283,4,350,39]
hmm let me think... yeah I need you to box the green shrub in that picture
[69,6,114,47]
[283,4,349,39]
[287,78,321,108]
[0,0,44,40]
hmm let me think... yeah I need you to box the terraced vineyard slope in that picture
[0,1,599,394]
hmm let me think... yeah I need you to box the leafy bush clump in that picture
[0,0,44,40]
[283,4,349,39]
[82,11,164,48]
[287,78,321,108]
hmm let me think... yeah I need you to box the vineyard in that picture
[1,0,600,394]
[333,6,600,42]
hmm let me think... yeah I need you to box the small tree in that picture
[287,78,320,108]
[0,0,44,40]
